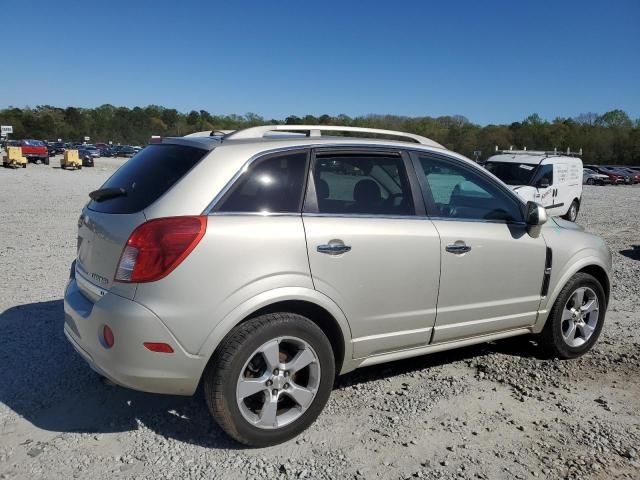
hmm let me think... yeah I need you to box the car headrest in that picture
[316,178,330,199]
[353,179,381,204]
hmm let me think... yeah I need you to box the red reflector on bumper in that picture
[144,342,174,353]
[103,325,115,348]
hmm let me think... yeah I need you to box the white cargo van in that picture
[484,149,583,221]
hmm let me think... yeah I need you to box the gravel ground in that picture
[1,156,639,480]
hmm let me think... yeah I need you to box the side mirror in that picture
[525,201,547,238]
[537,179,550,189]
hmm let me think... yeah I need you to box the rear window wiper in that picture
[89,187,127,202]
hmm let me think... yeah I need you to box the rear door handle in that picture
[445,242,471,254]
[317,240,351,255]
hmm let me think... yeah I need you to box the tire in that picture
[44,157,50,165]
[204,313,335,447]
[22,163,26,169]
[586,178,595,185]
[539,272,606,359]
[562,200,579,222]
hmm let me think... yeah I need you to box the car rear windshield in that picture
[484,161,537,186]
[88,144,208,214]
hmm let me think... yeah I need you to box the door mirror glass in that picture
[525,201,547,237]
[537,179,550,188]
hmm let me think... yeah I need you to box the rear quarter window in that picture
[88,144,207,214]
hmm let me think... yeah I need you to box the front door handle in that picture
[445,242,471,254]
[317,240,351,255]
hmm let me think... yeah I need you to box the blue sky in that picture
[3,0,639,124]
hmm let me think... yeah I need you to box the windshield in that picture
[23,140,45,146]
[485,161,537,186]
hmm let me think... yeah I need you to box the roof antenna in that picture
[579,148,583,155]
[554,147,557,155]
[567,147,570,154]
[509,145,513,151]
[495,145,498,152]
[524,146,527,151]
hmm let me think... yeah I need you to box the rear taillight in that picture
[115,216,207,283]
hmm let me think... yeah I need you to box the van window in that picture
[532,164,553,186]
[88,144,208,214]
[485,161,537,186]
[216,151,308,213]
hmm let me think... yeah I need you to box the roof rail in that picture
[494,146,583,157]
[224,125,444,148]
[184,130,235,138]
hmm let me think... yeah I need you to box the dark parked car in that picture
[112,145,136,157]
[98,146,114,157]
[77,148,95,167]
[46,142,66,156]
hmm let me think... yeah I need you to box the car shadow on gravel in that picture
[334,335,544,390]
[0,300,547,450]
[0,300,239,450]
[619,245,640,261]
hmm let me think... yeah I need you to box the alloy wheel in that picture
[236,337,321,429]
[561,287,599,347]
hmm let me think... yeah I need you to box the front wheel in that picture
[563,200,579,222]
[586,178,595,185]
[204,313,335,447]
[539,272,606,359]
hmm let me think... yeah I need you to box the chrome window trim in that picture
[427,216,528,226]
[208,211,301,217]
[202,142,440,215]
[302,212,429,221]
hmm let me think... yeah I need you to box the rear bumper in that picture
[64,276,206,395]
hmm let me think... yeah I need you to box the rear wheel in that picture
[563,200,579,222]
[204,313,335,447]
[539,272,606,359]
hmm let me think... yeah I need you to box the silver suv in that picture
[64,125,612,446]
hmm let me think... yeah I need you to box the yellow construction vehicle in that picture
[61,149,82,170]
[2,146,27,168]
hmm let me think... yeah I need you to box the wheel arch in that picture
[533,256,611,333]
[246,300,346,374]
[578,264,610,306]
[198,287,354,381]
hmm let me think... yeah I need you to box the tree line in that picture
[1,105,638,164]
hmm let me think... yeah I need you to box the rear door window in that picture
[310,152,415,216]
[88,144,208,214]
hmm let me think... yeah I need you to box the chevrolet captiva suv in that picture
[64,125,612,446]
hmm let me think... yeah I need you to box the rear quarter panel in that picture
[132,216,315,355]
